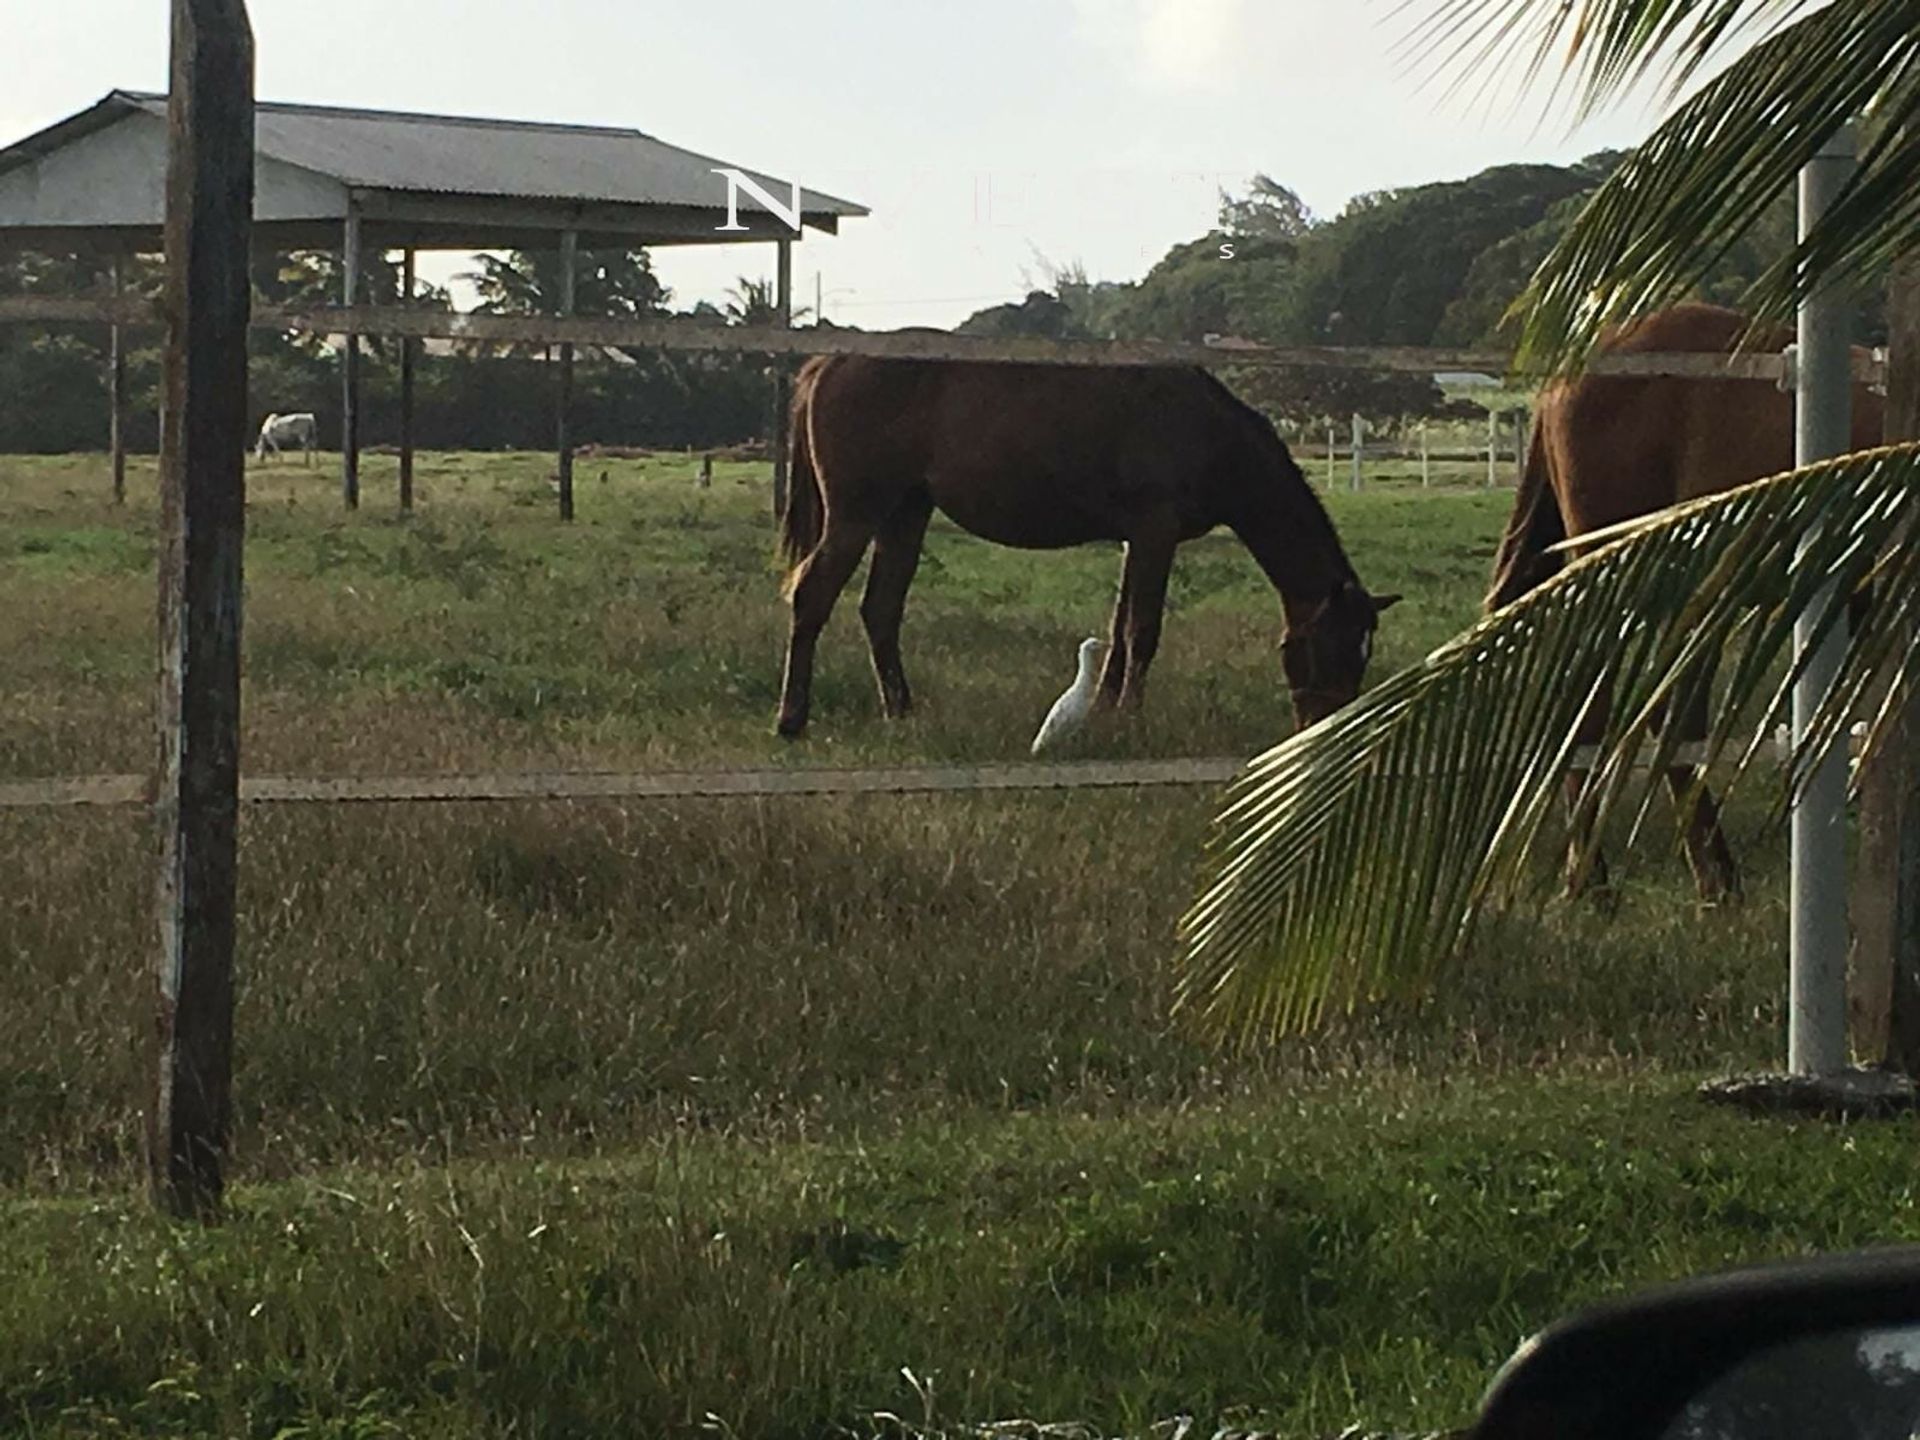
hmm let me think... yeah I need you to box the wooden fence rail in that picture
[0,293,1886,384]
[0,738,1844,811]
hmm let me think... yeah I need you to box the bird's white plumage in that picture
[1031,637,1106,755]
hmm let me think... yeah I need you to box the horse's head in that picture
[1283,578,1400,729]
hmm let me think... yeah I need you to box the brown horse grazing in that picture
[775,355,1400,738]
[1487,302,1886,902]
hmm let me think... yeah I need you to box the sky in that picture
[4,1,1690,329]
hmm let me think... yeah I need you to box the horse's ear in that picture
[1372,592,1403,613]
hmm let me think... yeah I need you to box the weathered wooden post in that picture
[340,199,361,509]
[1851,252,1920,1069]
[1512,410,1525,485]
[1349,413,1363,493]
[398,247,416,514]
[1325,424,1335,486]
[1419,421,1430,488]
[153,0,253,1221]
[1485,408,1497,488]
[109,253,130,504]
[769,239,794,521]
[555,229,578,522]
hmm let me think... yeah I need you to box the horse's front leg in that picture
[1115,528,1177,711]
[1666,678,1740,903]
[1562,683,1615,905]
[1097,547,1133,709]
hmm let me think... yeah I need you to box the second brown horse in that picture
[775,355,1399,739]
[1488,302,1886,901]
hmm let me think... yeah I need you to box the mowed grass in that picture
[2,449,1905,1439]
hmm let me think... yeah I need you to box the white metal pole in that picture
[1350,413,1363,493]
[1485,409,1496,488]
[1326,425,1335,486]
[1420,422,1430,488]
[1789,123,1857,1077]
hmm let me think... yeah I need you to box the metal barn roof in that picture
[0,89,867,252]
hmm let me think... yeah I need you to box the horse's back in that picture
[1544,303,1879,538]
[796,357,1244,546]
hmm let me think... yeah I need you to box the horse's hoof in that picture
[776,714,807,739]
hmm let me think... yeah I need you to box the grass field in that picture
[2,448,1911,1439]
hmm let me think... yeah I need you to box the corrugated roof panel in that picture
[103,91,864,216]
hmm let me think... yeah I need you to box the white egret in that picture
[1031,637,1106,755]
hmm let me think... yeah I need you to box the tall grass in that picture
[0,451,1882,1439]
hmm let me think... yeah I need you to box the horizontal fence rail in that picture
[0,294,1886,383]
[0,736,1852,810]
[0,757,1247,809]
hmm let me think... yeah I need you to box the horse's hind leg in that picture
[776,521,874,738]
[860,494,933,719]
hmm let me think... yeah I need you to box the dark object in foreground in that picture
[774,355,1398,738]
[1469,1246,1920,1440]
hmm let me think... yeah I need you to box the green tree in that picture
[1175,0,1920,1041]
[1285,164,1593,345]
[460,246,669,356]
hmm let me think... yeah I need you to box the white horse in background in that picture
[254,411,317,464]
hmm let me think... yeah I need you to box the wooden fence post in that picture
[399,247,416,513]
[1485,408,1497,488]
[1851,252,1920,1069]
[1420,421,1430,488]
[556,229,578,522]
[769,239,793,521]
[340,199,361,509]
[1349,413,1363,493]
[109,253,129,504]
[152,0,254,1221]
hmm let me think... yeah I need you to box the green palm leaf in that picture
[1175,445,1920,1046]
[1500,0,1920,370]
[1394,0,1811,122]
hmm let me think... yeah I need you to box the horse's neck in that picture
[1226,482,1354,621]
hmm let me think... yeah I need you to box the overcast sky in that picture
[6,1,1688,327]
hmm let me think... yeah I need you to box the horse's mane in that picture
[1189,367,1358,580]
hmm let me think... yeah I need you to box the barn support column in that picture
[340,199,361,510]
[770,238,793,521]
[109,252,129,504]
[1788,123,1857,1077]
[153,0,254,1221]
[556,229,577,522]
[399,247,416,513]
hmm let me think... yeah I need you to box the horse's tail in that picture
[1485,412,1564,612]
[778,359,829,589]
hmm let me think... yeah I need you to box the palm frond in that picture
[1175,444,1920,1046]
[1503,0,1920,371]
[1391,0,1812,124]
